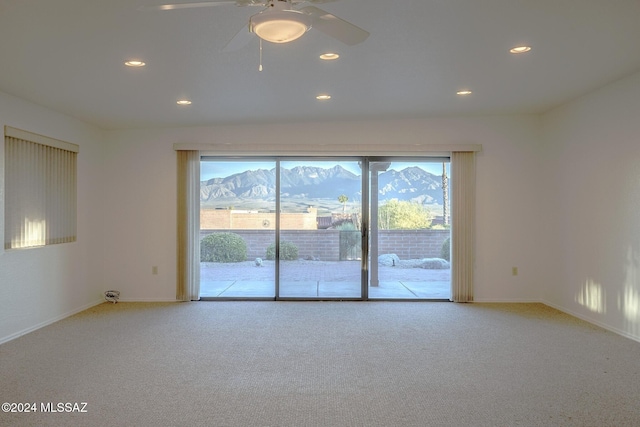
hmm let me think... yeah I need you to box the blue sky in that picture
[201,160,448,181]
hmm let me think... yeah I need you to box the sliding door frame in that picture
[361,159,370,300]
[198,154,459,301]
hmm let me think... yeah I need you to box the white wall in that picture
[0,91,106,344]
[541,71,640,341]
[104,115,544,302]
[101,129,178,301]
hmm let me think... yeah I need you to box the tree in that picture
[442,162,449,226]
[378,199,433,229]
[338,194,349,213]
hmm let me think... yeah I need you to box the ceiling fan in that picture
[140,0,369,52]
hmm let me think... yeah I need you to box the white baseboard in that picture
[541,299,640,344]
[472,298,543,303]
[117,298,178,302]
[0,298,104,345]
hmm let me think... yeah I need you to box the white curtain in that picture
[177,150,200,301]
[451,151,476,302]
[4,128,78,250]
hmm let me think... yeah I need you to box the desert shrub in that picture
[378,199,433,229]
[200,232,247,263]
[440,237,450,262]
[266,241,299,260]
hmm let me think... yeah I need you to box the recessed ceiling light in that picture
[320,53,340,60]
[176,100,192,105]
[124,60,146,67]
[509,46,532,54]
[316,94,331,100]
[456,90,472,96]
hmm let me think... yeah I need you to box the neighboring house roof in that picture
[317,217,333,229]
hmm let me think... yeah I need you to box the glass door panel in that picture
[278,159,363,299]
[368,160,451,300]
[199,159,276,299]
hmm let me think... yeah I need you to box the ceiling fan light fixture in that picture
[250,10,310,43]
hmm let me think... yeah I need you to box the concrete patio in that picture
[200,260,451,299]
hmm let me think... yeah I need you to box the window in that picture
[4,126,78,250]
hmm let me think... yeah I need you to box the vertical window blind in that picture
[4,126,78,250]
[451,151,476,302]
[176,150,201,301]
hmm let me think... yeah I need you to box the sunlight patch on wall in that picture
[619,246,640,325]
[576,278,606,314]
[11,218,46,249]
[619,285,640,321]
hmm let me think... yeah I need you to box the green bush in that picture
[378,199,433,229]
[266,241,299,260]
[440,237,450,262]
[200,232,247,263]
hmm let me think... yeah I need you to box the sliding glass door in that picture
[368,159,451,299]
[199,157,450,300]
[278,159,363,299]
[199,159,277,298]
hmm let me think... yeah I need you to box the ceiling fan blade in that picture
[300,6,369,46]
[139,1,264,12]
[139,2,234,11]
[222,24,256,52]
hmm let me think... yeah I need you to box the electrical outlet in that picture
[152,266,158,275]
[512,267,518,276]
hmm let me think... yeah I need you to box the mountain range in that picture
[201,165,445,205]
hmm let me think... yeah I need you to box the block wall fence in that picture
[200,229,450,261]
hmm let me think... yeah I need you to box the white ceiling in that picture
[1,0,639,130]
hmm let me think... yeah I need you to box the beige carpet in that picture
[1,302,639,426]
